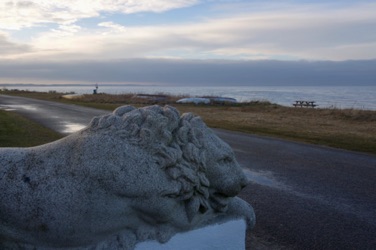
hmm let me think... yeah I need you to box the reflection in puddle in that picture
[62,123,86,133]
[0,105,16,111]
[242,169,289,190]
[0,107,17,111]
[242,169,375,223]
[0,105,38,111]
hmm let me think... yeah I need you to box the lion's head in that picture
[85,105,249,226]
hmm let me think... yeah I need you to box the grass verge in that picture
[178,105,376,154]
[1,89,376,154]
[0,110,63,147]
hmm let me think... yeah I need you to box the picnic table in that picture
[293,101,317,108]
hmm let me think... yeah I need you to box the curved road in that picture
[1,94,376,249]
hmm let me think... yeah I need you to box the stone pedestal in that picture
[136,219,247,250]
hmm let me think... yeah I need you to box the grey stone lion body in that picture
[0,105,255,249]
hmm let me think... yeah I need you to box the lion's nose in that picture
[222,174,248,197]
[216,182,244,197]
[240,174,249,189]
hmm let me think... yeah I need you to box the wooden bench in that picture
[293,101,317,108]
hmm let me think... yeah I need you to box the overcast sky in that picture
[1,0,375,86]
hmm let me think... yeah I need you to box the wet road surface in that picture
[0,95,107,134]
[1,94,376,249]
[216,129,376,249]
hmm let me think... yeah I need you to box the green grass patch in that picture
[0,110,63,147]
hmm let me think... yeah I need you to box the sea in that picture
[2,84,376,111]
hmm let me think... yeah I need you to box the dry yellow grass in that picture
[2,89,375,154]
[177,105,376,154]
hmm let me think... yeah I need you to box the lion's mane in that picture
[88,105,214,220]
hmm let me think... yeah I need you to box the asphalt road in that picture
[0,95,107,134]
[1,94,376,249]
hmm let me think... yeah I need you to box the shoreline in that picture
[2,85,376,111]
[1,90,375,155]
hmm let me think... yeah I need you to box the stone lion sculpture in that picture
[0,105,255,249]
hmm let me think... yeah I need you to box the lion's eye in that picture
[220,156,233,164]
[164,193,179,198]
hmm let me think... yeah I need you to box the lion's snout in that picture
[214,173,248,198]
[208,175,247,212]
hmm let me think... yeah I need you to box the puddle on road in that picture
[0,104,38,111]
[0,105,16,111]
[242,169,376,224]
[62,123,87,134]
[0,107,17,111]
[242,168,290,190]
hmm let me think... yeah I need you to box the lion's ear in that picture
[88,117,100,128]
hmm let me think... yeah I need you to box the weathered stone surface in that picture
[0,105,255,249]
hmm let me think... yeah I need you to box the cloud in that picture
[5,1,372,61]
[98,22,126,34]
[0,58,375,86]
[0,32,32,56]
[1,1,376,61]
[0,0,198,30]
[1,1,375,88]
[49,24,82,37]
[192,2,376,60]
